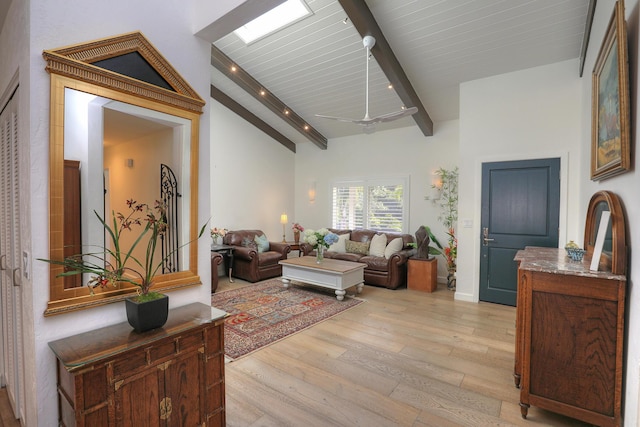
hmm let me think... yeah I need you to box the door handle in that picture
[12,267,21,287]
[0,254,6,270]
[482,227,495,246]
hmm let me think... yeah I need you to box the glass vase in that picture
[316,245,324,263]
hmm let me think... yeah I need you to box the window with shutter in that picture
[331,177,408,232]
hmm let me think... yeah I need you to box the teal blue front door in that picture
[479,158,560,306]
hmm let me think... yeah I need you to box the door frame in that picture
[459,151,569,303]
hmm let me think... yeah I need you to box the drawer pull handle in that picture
[160,397,172,420]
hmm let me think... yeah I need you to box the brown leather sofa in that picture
[222,230,291,282]
[211,252,224,293]
[301,229,415,289]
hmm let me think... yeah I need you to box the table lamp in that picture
[280,213,288,242]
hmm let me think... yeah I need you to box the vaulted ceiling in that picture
[208,0,593,150]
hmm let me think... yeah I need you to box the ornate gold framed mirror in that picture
[43,32,205,315]
[583,190,627,275]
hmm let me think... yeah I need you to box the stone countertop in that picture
[515,246,626,281]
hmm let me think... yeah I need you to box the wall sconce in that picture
[308,181,316,204]
[425,174,442,201]
[280,213,288,242]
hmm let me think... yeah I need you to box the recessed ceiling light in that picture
[234,0,312,45]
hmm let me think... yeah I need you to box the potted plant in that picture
[40,199,206,332]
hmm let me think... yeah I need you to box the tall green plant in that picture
[432,167,458,270]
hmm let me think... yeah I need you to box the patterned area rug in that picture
[211,280,364,360]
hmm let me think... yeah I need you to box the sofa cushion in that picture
[254,234,269,253]
[346,240,370,255]
[332,252,365,262]
[360,255,389,271]
[384,237,403,258]
[329,233,350,253]
[257,251,283,265]
[369,233,387,257]
[242,236,257,250]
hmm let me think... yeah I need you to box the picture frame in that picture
[591,0,630,181]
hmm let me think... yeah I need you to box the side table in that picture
[287,242,301,257]
[211,244,235,282]
[407,257,438,292]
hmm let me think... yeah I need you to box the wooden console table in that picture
[49,303,227,426]
[514,247,626,426]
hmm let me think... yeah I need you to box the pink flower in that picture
[292,223,304,232]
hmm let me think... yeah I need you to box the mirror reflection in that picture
[62,88,191,288]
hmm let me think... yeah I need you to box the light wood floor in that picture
[217,277,590,427]
[0,279,592,426]
[0,388,19,427]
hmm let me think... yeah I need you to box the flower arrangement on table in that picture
[291,223,304,243]
[40,199,206,302]
[210,227,228,242]
[302,228,339,262]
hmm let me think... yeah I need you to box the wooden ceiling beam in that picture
[211,45,328,149]
[338,0,433,136]
[211,85,296,153]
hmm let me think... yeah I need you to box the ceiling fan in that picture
[316,35,418,134]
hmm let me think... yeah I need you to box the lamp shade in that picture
[280,213,288,224]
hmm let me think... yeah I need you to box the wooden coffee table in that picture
[279,256,366,300]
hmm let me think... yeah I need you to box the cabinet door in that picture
[163,350,204,427]
[114,367,163,427]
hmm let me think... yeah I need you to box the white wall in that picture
[210,100,296,242]
[293,120,459,280]
[579,0,640,423]
[0,1,215,425]
[457,59,583,302]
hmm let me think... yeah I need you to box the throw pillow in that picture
[329,233,350,253]
[384,237,403,259]
[346,240,370,255]
[254,234,270,253]
[369,233,387,257]
[241,237,257,251]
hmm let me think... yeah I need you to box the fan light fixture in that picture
[316,36,418,134]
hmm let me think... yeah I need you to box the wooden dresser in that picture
[49,303,227,426]
[514,247,626,427]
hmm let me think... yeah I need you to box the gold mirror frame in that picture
[583,190,627,275]
[43,32,204,315]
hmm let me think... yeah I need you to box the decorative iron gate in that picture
[160,164,180,273]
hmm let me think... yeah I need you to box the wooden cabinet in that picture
[407,258,438,292]
[49,303,227,426]
[514,247,626,427]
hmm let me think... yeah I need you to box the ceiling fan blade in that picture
[315,114,360,123]
[373,106,418,123]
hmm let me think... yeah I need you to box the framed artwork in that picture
[591,0,630,181]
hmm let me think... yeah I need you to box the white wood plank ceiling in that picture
[212,0,591,144]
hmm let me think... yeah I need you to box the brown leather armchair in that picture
[223,230,291,282]
[211,252,224,293]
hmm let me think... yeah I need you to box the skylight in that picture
[234,0,312,44]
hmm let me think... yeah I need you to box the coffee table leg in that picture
[282,278,290,288]
[335,289,346,301]
[356,283,364,294]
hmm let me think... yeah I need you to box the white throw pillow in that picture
[329,233,350,253]
[384,237,403,259]
[369,233,387,257]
